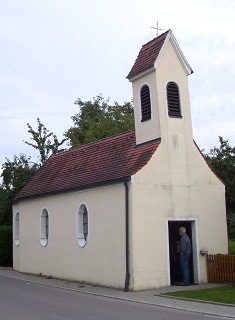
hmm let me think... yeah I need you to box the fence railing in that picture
[207,254,235,283]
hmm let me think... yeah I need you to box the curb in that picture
[157,293,235,308]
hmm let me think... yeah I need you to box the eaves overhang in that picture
[127,66,155,82]
[12,176,132,204]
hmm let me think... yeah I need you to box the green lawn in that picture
[228,240,235,255]
[164,287,235,305]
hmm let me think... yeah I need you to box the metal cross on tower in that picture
[151,21,164,37]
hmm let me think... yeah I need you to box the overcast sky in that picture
[0,0,235,170]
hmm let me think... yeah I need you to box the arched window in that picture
[140,85,151,121]
[167,82,182,118]
[15,212,19,246]
[40,209,49,247]
[77,204,88,247]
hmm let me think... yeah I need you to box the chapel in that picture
[13,30,228,291]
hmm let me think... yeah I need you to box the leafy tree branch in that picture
[24,117,67,165]
[64,95,134,147]
[203,136,235,239]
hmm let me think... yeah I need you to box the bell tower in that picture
[127,30,194,146]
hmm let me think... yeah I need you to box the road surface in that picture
[0,276,228,320]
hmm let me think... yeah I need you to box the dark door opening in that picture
[168,221,194,285]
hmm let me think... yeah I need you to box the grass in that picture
[228,240,235,255]
[164,287,235,305]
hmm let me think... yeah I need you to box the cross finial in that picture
[151,21,164,38]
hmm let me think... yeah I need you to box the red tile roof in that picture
[14,130,160,202]
[126,30,170,80]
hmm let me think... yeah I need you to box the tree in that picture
[0,187,13,226]
[0,154,39,225]
[203,136,235,239]
[0,118,66,225]
[24,117,67,165]
[64,95,134,147]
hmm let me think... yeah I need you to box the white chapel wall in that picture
[130,142,227,290]
[128,39,228,291]
[13,183,126,289]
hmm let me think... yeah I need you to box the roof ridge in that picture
[141,29,170,48]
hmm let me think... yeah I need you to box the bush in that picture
[228,240,235,255]
[227,213,235,240]
[0,226,13,267]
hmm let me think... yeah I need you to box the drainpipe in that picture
[124,177,131,292]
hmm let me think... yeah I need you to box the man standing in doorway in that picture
[176,227,191,286]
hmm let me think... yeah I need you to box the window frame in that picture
[166,81,182,118]
[14,212,19,246]
[77,204,89,247]
[140,84,151,122]
[40,208,49,247]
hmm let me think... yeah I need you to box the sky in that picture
[0,0,235,172]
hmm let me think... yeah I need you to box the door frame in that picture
[166,217,200,286]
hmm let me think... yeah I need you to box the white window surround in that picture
[77,204,88,247]
[40,208,49,247]
[14,212,19,246]
[139,83,153,122]
[166,217,200,286]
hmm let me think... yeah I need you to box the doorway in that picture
[168,221,195,285]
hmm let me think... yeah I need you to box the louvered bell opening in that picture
[141,85,151,121]
[167,83,182,118]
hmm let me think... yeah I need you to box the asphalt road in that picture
[0,276,228,320]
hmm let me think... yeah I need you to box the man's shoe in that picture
[177,282,189,286]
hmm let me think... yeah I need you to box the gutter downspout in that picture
[124,177,131,292]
